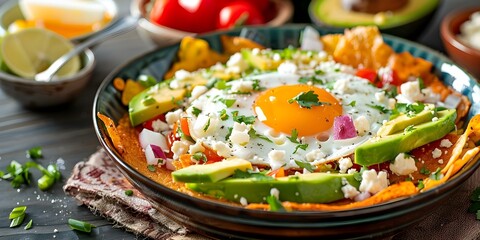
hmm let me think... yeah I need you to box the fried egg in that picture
[182,60,390,170]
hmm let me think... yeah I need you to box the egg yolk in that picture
[254,84,343,137]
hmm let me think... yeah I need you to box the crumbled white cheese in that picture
[432,148,442,159]
[170,70,192,89]
[231,145,253,160]
[229,80,254,93]
[171,140,190,159]
[229,122,250,146]
[188,140,205,154]
[239,197,248,206]
[353,115,370,136]
[277,62,298,74]
[338,157,353,173]
[397,81,424,103]
[359,169,389,194]
[192,114,220,138]
[354,191,371,202]
[333,78,351,94]
[375,91,386,102]
[165,109,183,126]
[438,159,444,164]
[388,98,396,110]
[151,119,170,132]
[212,141,232,158]
[189,85,208,101]
[390,153,418,176]
[341,178,360,199]
[305,149,326,162]
[270,188,280,199]
[440,139,453,148]
[226,53,249,74]
[432,117,439,122]
[347,168,358,174]
[268,150,286,170]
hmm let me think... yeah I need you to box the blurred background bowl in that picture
[308,0,440,39]
[0,49,95,108]
[0,0,118,42]
[130,0,293,47]
[441,7,480,80]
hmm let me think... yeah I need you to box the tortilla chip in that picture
[387,52,433,81]
[220,35,265,55]
[97,113,124,154]
[121,79,145,106]
[320,33,342,55]
[246,181,417,211]
[333,26,393,69]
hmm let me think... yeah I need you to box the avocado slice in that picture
[172,158,253,183]
[187,172,360,204]
[310,0,439,29]
[355,109,456,166]
[128,82,186,126]
[377,104,435,137]
[241,49,283,71]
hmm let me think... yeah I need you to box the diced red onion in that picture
[145,144,167,166]
[165,158,176,171]
[333,115,357,140]
[139,128,168,151]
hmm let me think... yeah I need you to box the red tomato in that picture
[203,145,224,164]
[216,1,265,29]
[380,69,402,87]
[180,117,190,137]
[149,0,221,33]
[141,114,166,131]
[356,68,381,88]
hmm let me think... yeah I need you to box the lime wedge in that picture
[0,28,80,78]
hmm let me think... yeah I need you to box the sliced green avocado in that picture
[355,109,456,166]
[377,104,435,137]
[172,158,253,183]
[310,0,439,29]
[128,82,186,126]
[187,172,360,204]
[241,49,283,71]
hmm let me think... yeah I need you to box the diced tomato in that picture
[267,167,285,178]
[356,68,381,88]
[203,145,224,164]
[180,118,191,137]
[167,122,180,149]
[142,114,167,131]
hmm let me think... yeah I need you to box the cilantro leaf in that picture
[219,109,229,120]
[417,180,424,190]
[220,98,236,108]
[191,107,202,117]
[294,160,316,172]
[192,152,207,163]
[232,169,274,181]
[298,76,324,85]
[251,79,265,91]
[347,101,356,107]
[288,91,331,109]
[419,166,431,175]
[367,104,391,114]
[266,195,286,212]
[232,111,256,125]
[248,129,272,143]
[293,144,308,154]
[287,129,299,143]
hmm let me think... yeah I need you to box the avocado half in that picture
[308,0,440,39]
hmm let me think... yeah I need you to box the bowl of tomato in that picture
[130,0,293,47]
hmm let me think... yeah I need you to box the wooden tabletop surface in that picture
[1,0,480,239]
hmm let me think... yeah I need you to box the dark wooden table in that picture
[1,0,480,239]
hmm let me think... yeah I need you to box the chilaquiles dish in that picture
[99,26,480,211]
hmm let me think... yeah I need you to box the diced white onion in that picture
[139,128,168,150]
[145,144,167,166]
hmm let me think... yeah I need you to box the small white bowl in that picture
[130,0,293,47]
[0,49,96,108]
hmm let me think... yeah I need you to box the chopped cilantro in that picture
[251,79,265,91]
[137,74,157,88]
[26,147,43,159]
[288,91,331,109]
[347,101,356,107]
[214,79,229,90]
[232,169,273,181]
[293,144,308,154]
[219,109,229,120]
[192,152,207,163]
[419,166,431,175]
[266,195,286,212]
[232,111,256,125]
[191,107,202,117]
[417,180,424,190]
[391,103,426,119]
[203,118,211,132]
[287,129,299,143]
[418,77,425,90]
[124,190,134,196]
[429,167,443,180]
[220,98,236,107]
[353,172,362,181]
[147,165,156,172]
[294,160,316,173]
[315,69,325,75]
[367,104,391,114]
[298,76,324,85]
[248,129,272,143]
[384,88,398,98]
[225,127,233,141]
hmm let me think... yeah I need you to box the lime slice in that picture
[0,28,80,78]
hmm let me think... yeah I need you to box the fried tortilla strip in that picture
[387,52,433,82]
[320,33,342,56]
[246,181,417,211]
[220,35,266,55]
[121,79,145,106]
[97,113,125,154]
[423,114,480,191]
[333,26,393,69]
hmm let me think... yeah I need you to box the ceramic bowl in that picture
[308,0,440,39]
[441,7,480,80]
[93,25,480,239]
[0,49,95,108]
[0,0,118,42]
[130,0,294,47]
